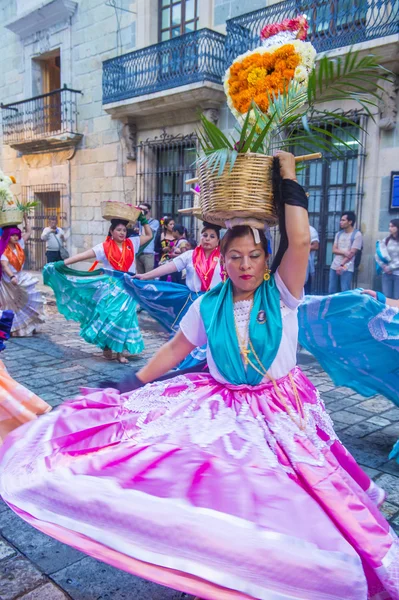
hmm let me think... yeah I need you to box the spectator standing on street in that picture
[170,224,187,256]
[169,224,187,284]
[328,211,362,294]
[136,203,159,274]
[305,224,319,294]
[41,216,67,263]
[154,216,175,266]
[375,218,399,300]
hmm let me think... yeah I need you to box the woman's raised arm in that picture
[275,151,310,300]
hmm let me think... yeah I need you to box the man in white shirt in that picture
[305,225,319,294]
[329,211,363,294]
[41,216,67,263]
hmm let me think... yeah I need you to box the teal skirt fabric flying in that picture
[43,262,144,355]
[298,290,399,405]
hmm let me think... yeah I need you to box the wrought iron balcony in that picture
[226,0,399,62]
[1,86,83,154]
[103,28,226,105]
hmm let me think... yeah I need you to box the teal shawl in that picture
[200,277,283,385]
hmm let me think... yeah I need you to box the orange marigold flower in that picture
[247,67,267,86]
[228,44,301,115]
[254,94,269,112]
[283,68,296,80]
[229,80,242,95]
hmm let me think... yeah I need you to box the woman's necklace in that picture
[109,241,126,270]
[233,299,253,365]
[202,254,218,284]
[233,299,307,431]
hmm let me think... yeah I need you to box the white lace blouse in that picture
[180,270,302,382]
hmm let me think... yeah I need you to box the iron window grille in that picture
[136,131,198,237]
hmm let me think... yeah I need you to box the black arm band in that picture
[271,164,309,273]
[282,179,309,210]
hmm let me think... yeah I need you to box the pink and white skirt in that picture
[0,272,45,336]
[0,368,398,599]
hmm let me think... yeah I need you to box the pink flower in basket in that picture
[260,16,309,41]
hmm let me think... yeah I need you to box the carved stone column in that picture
[122,119,137,160]
[378,77,398,132]
[202,108,220,125]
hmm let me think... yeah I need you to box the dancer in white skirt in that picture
[0,216,45,336]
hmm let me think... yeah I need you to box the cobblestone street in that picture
[1,279,399,600]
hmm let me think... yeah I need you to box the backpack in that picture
[337,228,362,270]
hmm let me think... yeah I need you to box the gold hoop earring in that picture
[263,268,271,282]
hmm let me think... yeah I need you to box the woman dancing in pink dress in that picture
[0,152,398,600]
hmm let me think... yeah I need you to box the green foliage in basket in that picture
[197,49,390,175]
[15,200,39,212]
[0,188,14,211]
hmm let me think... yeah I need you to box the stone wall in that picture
[0,0,138,254]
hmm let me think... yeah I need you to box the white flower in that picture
[294,65,309,83]
[0,171,16,210]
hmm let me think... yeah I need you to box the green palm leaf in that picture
[308,50,390,119]
[199,114,233,150]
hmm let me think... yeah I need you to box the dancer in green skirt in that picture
[44,216,152,363]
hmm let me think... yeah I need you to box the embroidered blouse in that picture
[180,270,302,382]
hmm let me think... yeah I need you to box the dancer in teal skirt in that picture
[44,216,152,363]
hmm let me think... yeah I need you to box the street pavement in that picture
[1,277,399,599]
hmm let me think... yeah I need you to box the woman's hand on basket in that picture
[275,150,296,181]
[10,276,18,286]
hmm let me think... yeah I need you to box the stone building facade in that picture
[0,0,398,292]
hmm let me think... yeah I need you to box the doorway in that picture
[32,49,61,134]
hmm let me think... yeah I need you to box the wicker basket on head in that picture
[101,201,141,224]
[0,209,23,227]
[198,153,277,227]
